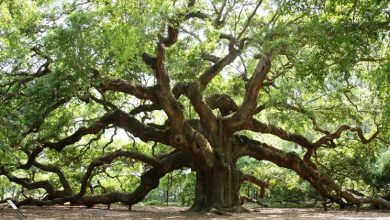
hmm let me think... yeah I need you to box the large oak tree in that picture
[1,0,389,212]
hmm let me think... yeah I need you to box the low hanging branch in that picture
[18,109,171,172]
[238,135,390,209]
[32,161,73,196]
[239,172,269,199]
[239,173,269,190]
[79,151,191,207]
[14,151,191,207]
[77,150,162,199]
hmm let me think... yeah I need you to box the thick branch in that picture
[142,39,184,132]
[161,22,179,47]
[90,110,213,169]
[198,44,240,91]
[32,161,73,195]
[79,151,190,206]
[21,109,169,172]
[226,54,272,129]
[0,166,69,200]
[42,118,110,152]
[174,83,217,132]
[201,52,220,63]
[242,118,314,149]
[206,93,238,116]
[15,151,191,207]
[237,135,390,208]
[77,150,162,198]
[0,170,54,195]
[108,109,171,145]
[239,172,269,189]
[129,103,160,115]
[239,118,379,151]
[100,79,156,102]
[239,171,269,199]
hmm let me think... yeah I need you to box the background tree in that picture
[0,0,389,212]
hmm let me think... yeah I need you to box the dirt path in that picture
[0,205,389,219]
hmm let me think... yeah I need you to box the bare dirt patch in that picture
[0,205,389,219]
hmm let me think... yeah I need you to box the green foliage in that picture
[144,169,195,206]
[362,151,390,193]
[0,0,389,207]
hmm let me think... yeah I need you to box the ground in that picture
[0,205,389,219]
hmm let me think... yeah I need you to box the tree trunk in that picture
[190,140,242,212]
[192,166,241,211]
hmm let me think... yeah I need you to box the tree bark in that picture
[190,135,243,212]
[191,163,242,211]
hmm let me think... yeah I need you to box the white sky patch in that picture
[104,127,133,143]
